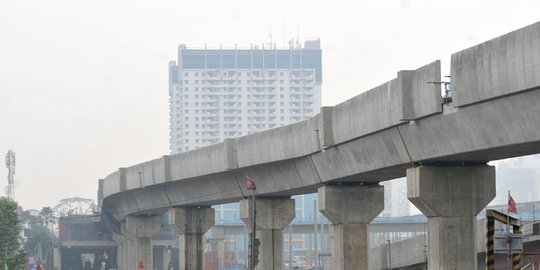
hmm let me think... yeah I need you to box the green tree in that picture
[20,210,39,226]
[24,224,56,263]
[39,207,56,230]
[0,198,26,269]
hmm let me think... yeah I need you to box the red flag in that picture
[245,175,256,190]
[138,258,144,269]
[508,193,517,214]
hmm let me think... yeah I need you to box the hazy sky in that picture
[1,0,539,210]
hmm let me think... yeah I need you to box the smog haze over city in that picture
[1,0,540,211]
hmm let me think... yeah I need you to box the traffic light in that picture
[253,238,261,267]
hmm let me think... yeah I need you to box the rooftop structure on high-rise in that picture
[168,40,322,153]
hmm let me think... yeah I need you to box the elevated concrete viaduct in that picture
[100,21,540,270]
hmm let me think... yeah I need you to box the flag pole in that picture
[251,187,256,270]
[507,190,511,270]
[246,173,257,270]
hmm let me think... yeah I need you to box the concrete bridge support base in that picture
[112,232,126,270]
[169,206,215,270]
[318,184,384,270]
[407,165,495,270]
[162,248,172,270]
[240,197,295,270]
[124,215,161,270]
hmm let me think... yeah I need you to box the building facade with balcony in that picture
[168,40,322,153]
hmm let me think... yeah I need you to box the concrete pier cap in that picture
[239,197,295,229]
[125,215,162,238]
[168,206,215,234]
[318,184,384,224]
[407,164,496,217]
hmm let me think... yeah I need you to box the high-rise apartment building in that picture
[168,40,325,260]
[168,40,322,153]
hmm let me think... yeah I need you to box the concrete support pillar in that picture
[53,247,61,270]
[322,224,333,270]
[122,237,137,270]
[117,221,135,270]
[407,165,495,270]
[112,233,126,270]
[162,247,172,270]
[124,215,162,270]
[318,184,384,270]
[240,197,295,270]
[169,206,215,270]
[120,221,131,270]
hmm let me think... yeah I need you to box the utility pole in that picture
[5,150,15,200]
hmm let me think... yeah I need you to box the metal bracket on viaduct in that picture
[99,22,540,270]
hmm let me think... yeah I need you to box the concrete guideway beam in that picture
[240,197,295,270]
[124,215,161,270]
[318,184,384,270]
[101,22,540,223]
[407,165,496,270]
[169,206,215,270]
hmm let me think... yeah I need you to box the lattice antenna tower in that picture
[5,150,15,200]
